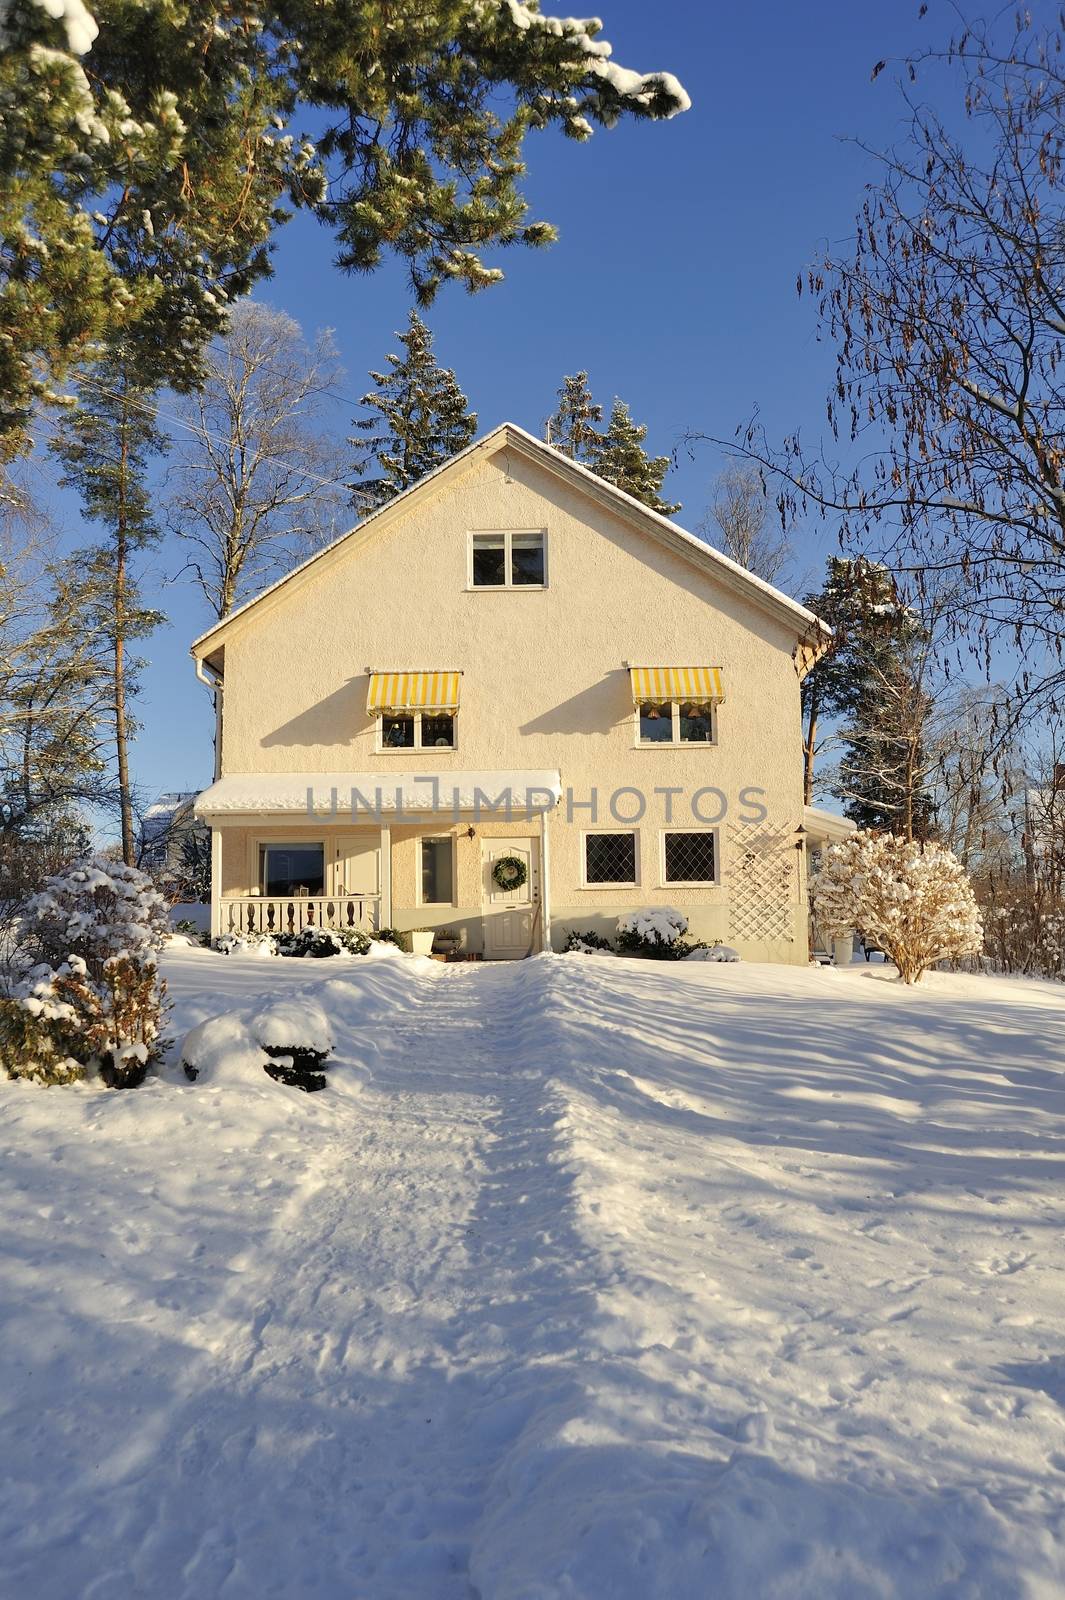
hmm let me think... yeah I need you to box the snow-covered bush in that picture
[213,931,279,957]
[685,943,741,963]
[26,857,170,976]
[980,888,1065,978]
[812,832,983,984]
[616,907,692,960]
[277,926,371,958]
[0,962,86,1085]
[563,928,614,954]
[181,999,333,1093]
[4,858,170,1086]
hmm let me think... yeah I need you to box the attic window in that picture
[470,531,546,589]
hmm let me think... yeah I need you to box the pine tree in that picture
[349,312,477,514]
[547,372,603,460]
[51,359,166,865]
[586,400,681,515]
[0,0,687,457]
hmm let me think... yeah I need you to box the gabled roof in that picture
[190,422,828,662]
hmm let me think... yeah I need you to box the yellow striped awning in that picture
[366,671,461,714]
[629,666,724,704]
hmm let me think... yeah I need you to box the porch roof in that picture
[194,769,562,818]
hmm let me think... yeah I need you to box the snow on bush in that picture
[685,944,741,963]
[26,856,169,974]
[251,999,333,1073]
[214,932,279,958]
[616,907,691,959]
[277,926,371,958]
[181,998,334,1093]
[563,929,614,955]
[2,857,170,1086]
[812,832,983,985]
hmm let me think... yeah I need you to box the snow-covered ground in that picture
[2,947,1065,1598]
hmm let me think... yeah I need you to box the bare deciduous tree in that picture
[687,11,1065,721]
[169,303,346,620]
[700,464,791,584]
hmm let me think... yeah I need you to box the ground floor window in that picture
[662,830,718,885]
[584,831,638,886]
[259,842,324,897]
[421,836,455,905]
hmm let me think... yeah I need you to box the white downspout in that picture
[195,656,224,782]
[539,807,553,953]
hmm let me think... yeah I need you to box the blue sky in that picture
[41,0,938,816]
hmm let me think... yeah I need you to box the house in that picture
[138,791,209,894]
[191,422,845,961]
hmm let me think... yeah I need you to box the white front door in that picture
[332,834,380,897]
[482,837,538,960]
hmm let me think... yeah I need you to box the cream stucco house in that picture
[191,423,847,961]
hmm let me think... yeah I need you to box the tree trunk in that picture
[115,431,135,867]
[802,692,819,807]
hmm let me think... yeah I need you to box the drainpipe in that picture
[539,807,553,953]
[195,656,224,781]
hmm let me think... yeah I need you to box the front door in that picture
[482,837,538,960]
[332,834,380,902]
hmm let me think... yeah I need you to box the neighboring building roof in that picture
[803,805,857,843]
[194,769,563,818]
[190,423,829,666]
[140,791,198,842]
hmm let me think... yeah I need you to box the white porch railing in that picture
[219,895,380,937]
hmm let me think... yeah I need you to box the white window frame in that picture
[375,709,458,754]
[580,828,641,890]
[659,827,720,888]
[418,834,457,907]
[633,699,717,748]
[467,529,548,591]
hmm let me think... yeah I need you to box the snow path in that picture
[2,949,1065,1597]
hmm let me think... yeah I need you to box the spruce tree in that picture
[801,557,936,837]
[586,400,681,515]
[547,372,603,461]
[51,359,166,865]
[349,312,477,514]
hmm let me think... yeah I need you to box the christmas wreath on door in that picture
[492,854,528,892]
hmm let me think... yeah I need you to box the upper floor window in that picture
[470,530,546,589]
[637,700,715,745]
[379,711,456,751]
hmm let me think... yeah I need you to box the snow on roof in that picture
[190,423,827,657]
[140,792,198,840]
[194,770,563,817]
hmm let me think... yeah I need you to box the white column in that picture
[379,825,392,931]
[539,808,553,953]
[210,825,222,939]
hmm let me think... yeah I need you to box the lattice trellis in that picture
[727,824,796,943]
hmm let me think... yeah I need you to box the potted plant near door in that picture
[409,928,435,956]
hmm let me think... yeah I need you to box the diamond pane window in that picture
[585,832,637,885]
[664,831,717,884]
